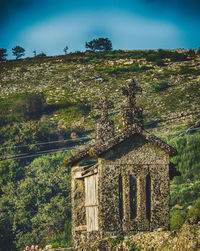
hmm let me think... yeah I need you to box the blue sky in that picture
[0,0,200,58]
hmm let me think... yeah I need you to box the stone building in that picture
[64,79,178,249]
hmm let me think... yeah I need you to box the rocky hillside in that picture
[0,49,200,250]
[0,49,200,136]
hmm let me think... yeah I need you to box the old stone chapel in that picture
[64,79,178,249]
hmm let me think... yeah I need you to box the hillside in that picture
[0,49,200,250]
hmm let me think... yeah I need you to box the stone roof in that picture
[64,126,177,166]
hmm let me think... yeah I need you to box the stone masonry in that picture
[65,79,178,249]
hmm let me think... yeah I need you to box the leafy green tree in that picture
[0,48,7,61]
[0,152,71,250]
[85,37,112,51]
[12,46,25,59]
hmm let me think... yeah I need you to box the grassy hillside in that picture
[0,49,199,250]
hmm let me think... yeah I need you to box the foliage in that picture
[85,37,112,51]
[170,181,200,209]
[12,46,25,59]
[0,48,7,61]
[169,131,200,183]
[145,49,187,62]
[187,198,200,220]
[179,66,200,75]
[187,49,196,57]
[152,80,170,92]
[0,152,71,250]
[12,92,46,120]
[50,221,72,247]
[0,92,45,126]
[35,52,47,58]
[97,64,151,74]
[170,210,185,231]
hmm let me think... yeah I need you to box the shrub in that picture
[152,81,170,92]
[11,92,46,120]
[170,210,185,231]
[170,52,187,62]
[187,198,200,220]
[35,52,47,58]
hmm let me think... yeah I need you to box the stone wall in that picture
[71,134,171,248]
[99,134,170,235]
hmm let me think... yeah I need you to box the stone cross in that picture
[121,79,142,109]
[94,97,114,121]
[121,79,143,129]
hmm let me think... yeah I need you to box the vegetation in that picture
[12,46,25,59]
[35,52,47,58]
[0,49,199,249]
[152,80,170,92]
[64,46,69,55]
[85,37,112,51]
[0,48,7,61]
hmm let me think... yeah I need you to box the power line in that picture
[0,111,199,151]
[1,146,76,159]
[0,136,91,151]
[0,146,76,162]
[0,111,199,161]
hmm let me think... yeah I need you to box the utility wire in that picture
[1,146,77,159]
[0,146,76,161]
[0,136,91,151]
[0,111,199,151]
[0,111,199,161]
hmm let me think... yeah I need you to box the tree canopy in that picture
[85,37,112,51]
[0,48,7,61]
[12,46,25,59]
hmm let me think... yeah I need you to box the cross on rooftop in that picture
[94,97,114,120]
[122,79,142,108]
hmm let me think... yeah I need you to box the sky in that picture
[0,0,200,58]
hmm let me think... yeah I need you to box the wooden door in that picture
[85,174,98,231]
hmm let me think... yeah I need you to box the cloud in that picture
[19,10,183,55]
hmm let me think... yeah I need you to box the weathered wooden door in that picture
[85,174,98,231]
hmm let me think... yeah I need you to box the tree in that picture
[64,46,69,55]
[85,38,112,51]
[33,50,37,57]
[12,46,25,59]
[0,48,7,61]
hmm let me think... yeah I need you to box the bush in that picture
[152,81,170,92]
[187,198,200,220]
[170,210,185,231]
[11,92,46,120]
[170,52,187,62]
[97,64,151,74]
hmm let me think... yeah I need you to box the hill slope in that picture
[0,49,200,250]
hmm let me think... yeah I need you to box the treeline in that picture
[1,38,200,61]
[0,37,113,60]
